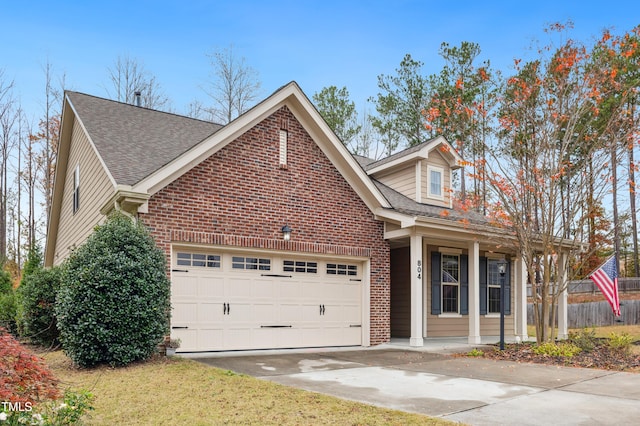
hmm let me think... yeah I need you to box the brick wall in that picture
[140,106,390,345]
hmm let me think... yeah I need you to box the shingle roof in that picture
[67,92,222,185]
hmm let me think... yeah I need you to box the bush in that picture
[0,268,12,294]
[0,292,18,336]
[533,341,582,358]
[607,332,634,354]
[16,267,63,347]
[55,213,171,367]
[0,328,61,405]
[569,328,597,352]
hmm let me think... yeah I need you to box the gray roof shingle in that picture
[68,92,222,185]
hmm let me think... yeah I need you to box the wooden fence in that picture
[527,300,640,328]
[527,278,640,296]
[568,278,640,294]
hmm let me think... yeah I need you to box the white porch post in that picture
[468,241,481,344]
[409,232,424,347]
[514,256,529,341]
[557,253,569,339]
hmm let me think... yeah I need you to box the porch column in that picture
[514,256,529,341]
[409,232,424,347]
[557,252,569,339]
[467,241,481,344]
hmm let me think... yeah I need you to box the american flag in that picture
[589,256,621,317]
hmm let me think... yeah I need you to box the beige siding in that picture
[421,154,451,208]
[425,247,515,337]
[377,164,416,200]
[53,120,113,265]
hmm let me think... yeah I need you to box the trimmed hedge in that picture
[55,213,171,367]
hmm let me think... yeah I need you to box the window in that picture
[441,254,459,313]
[487,260,502,313]
[428,165,444,199]
[176,252,221,268]
[327,263,357,276]
[73,165,80,213]
[279,130,287,167]
[284,260,317,273]
[232,256,271,271]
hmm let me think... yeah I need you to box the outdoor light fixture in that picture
[281,224,292,241]
[497,258,508,350]
[497,259,507,276]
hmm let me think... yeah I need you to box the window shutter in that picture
[479,257,487,315]
[431,252,441,315]
[460,254,468,315]
[505,261,512,315]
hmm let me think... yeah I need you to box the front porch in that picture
[387,229,569,347]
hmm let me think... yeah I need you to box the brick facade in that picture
[140,106,391,345]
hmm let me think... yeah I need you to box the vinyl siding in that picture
[421,155,451,208]
[425,248,514,337]
[377,164,416,200]
[53,120,113,265]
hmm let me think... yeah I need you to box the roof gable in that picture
[133,82,391,211]
[365,136,463,175]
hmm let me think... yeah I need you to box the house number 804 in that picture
[417,260,422,279]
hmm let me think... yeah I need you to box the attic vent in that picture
[279,130,288,167]
[134,91,142,107]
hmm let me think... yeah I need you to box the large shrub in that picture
[16,267,63,347]
[55,213,171,367]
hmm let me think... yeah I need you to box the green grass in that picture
[42,351,455,425]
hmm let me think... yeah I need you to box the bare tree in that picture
[105,55,170,110]
[204,45,261,124]
[0,69,17,261]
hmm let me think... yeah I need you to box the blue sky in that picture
[2,0,639,122]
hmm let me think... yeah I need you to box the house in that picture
[45,81,570,352]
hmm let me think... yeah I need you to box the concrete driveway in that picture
[194,346,640,425]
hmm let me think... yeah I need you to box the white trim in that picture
[415,160,422,203]
[366,135,463,175]
[66,96,118,189]
[427,165,445,201]
[438,247,462,254]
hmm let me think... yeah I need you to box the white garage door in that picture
[170,248,364,352]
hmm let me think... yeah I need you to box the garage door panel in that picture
[276,281,301,299]
[226,277,252,298]
[171,249,365,352]
[171,274,197,297]
[198,302,224,322]
[200,276,224,298]
[253,279,277,299]
[172,303,198,323]
[172,329,200,352]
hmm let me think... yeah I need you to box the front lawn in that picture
[42,351,452,425]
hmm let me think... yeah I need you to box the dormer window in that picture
[427,165,444,200]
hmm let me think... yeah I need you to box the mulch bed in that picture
[476,340,640,372]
